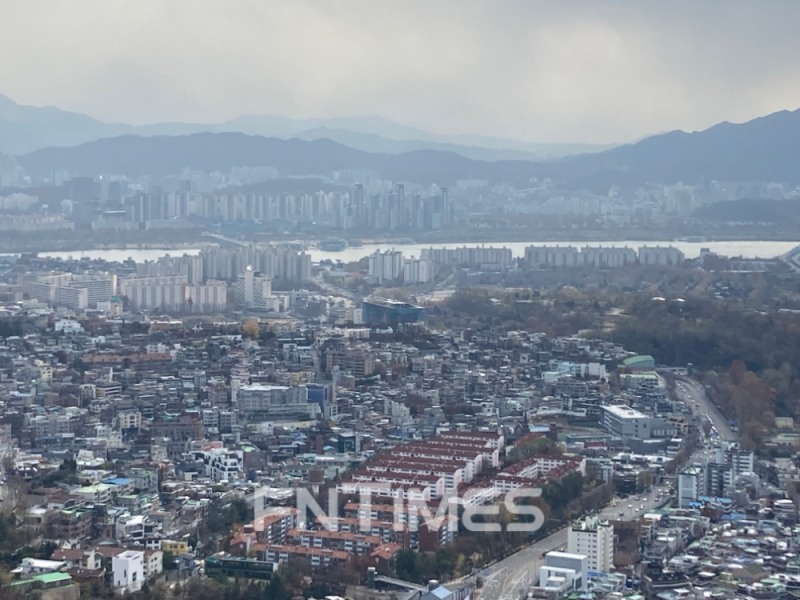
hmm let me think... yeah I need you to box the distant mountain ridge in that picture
[554,107,800,187]
[17,133,546,185]
[16,105,800,187]
[0,93,608,160]
[8,92,800,186]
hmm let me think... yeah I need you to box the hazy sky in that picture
[2,0,800,144]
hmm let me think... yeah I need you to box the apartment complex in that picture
[525,244,685,268]
[119,275,227,313]
[29,273,115,310]
[421,246,513,270]
[139,245,311,283]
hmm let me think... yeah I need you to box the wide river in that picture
[39,239,799,264]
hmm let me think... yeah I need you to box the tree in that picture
[507,437,559,463]
[729,360,747,386]
[265,574,291,600]
[637,471,654,492]
[242,319,259,339]
[395,550,419,582]
[542,472,584,519]
[199,498,254,542]
[162,551,177,570]
[435,549,455,580]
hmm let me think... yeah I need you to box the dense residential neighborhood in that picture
[4,4,800,598]
[0,242,797,600]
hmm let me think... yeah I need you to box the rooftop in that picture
[11,572,72,586]
[363,297,423,309]
[602,405,649,419]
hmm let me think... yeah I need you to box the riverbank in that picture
[39,239,800,263]
[5,227,800,255]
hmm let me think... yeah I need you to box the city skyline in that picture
[1,2,799,599]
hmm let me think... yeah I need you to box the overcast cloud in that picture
[1,0,799,144]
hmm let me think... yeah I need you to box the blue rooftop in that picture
[530,426,552,433]
[697,495,732,505]
[429,587,453,599]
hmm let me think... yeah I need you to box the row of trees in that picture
[607,296,800,450]
[703,361,779,451]
[439,289,800,430]
[429,288,607,336]
[0,574,296,600]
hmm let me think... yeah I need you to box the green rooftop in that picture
[623,355,656,370]
[12,572,72,586]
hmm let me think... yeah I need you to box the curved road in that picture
[465,375,729,600]
[471,486,669,600]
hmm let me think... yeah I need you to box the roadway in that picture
[473,486,670,600]
[471,375,729,600]
[476,527,567,600]
[674,376,736,443]
[312,272,357,302]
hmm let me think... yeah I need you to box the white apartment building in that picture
[678,466,704,508]
[120,275,227,313]
[0,214,73,232]
[234,267,279,311]
[112,550,144,595]
[29,273,115,310]
[403,257,434,284]
[581,246,637,268]
[368,250,404,283]
[199,245,311,282]
[184,280,228,312]
[567,515,614,573]
[638,246,685,266]
[524,244,683,269]
[421,246,513,271]
[525,245,581,268]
